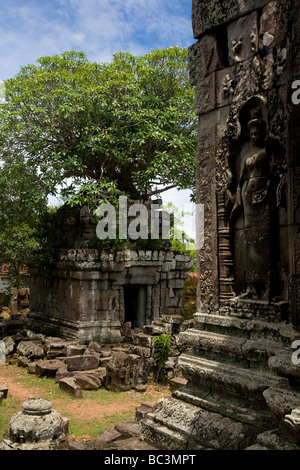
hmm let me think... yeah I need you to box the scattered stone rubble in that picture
[0,392,159,450]
[1,314,191,398]
[0,315,191,451]
[68,402,158,451]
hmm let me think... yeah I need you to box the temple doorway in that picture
[124,285,147,329]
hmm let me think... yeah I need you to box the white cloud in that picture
[0,0,193,79]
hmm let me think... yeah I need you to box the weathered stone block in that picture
[227,11,258,66]
[114,420,140,437]
[260,1,287,47]
[0,384,8,399]
[44,338,75,357]
[18,356,29,368]
[3,336,15,355]
[58,377,83,398]
[64,344,87,356]
[135,402,155,422]
[195,73,216,116]
[132,333,153,348]
[66,355,99,371]
[16,341,44,359]
[74,373,101,390]
[27,362,38,374]
[35,359,67,378]
[192,0,270,38]
[168,279,185,289]
[189,34,224,86]
[95,429,122,450]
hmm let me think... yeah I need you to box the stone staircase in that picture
[140,312,300,450]
[128,315,194,382]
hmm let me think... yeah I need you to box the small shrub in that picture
[152,334,174,383]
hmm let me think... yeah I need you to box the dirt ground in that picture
[0,364,171,440]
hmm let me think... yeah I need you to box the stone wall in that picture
[28,248,193,343]
[189,0,297,322]
[140,0,300,451]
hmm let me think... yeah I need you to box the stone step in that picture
[263,386,300,419]
[268,353,300,384]
[255,430,300,450]
[178,354,288,400]
[193,313,299,347]
[179,329,287,368]
[140,419,200,450]
[173,386,276,430]
[143,324,165,336]
[140,397,258,450]
[132,333,154,348]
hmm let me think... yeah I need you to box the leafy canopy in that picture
[0,48,197,212]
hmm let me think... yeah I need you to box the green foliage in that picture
[152,334,174,382]
[0,48,197,213]
[0,48,196,273]
[180,273,198,320]
[0,223,40,287]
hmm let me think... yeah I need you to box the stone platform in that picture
[140,313,300,450]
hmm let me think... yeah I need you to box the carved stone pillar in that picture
[217,192,235,305]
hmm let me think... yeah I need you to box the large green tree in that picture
[0,48,196,209]
[0,48,197,285]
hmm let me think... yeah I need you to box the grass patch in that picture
[0,397,21,440]
[180,273,197,320]
[0,364,171,441]
[68,409,135,438]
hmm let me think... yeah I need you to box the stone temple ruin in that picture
[1,0,300,453]
[140,0,300,450]
[26,202,193,343]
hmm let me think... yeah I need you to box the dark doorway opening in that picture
[124,285,147,329]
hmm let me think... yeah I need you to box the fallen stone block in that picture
[58,377,83,398]
[74,373,101,390]
[101,350,112,358]
[56,369,105,385]
[169,376,188,393]
[17,356,29,368]
[129,345,152,358]
[44,338,77,357]
[114,420,140,437]
[68,439,95,451]
[64,344,87,356]
[108,436,158,451]
[3,336,15,355]
[132,333,153,348]
[66,355,99,371]
[99,357,112,367]
[27,362,38,374]
[0,384,8,399]
[16,341,44,359]
[135,402,156,422]
[35,359,67,378]
[94,429,122,450]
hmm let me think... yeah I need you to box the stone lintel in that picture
[192,0,271,39]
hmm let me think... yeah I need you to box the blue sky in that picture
[1,0,194,80]
[0,0,196,239]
